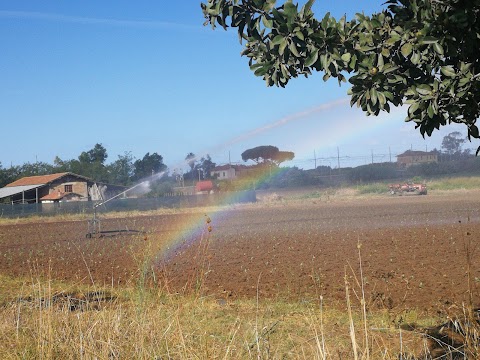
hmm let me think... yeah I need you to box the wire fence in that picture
[273,146,480,169]
[0,190,256,219]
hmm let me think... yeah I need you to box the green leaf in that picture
[386,35,401,45]
[254,65,269,76]
[427,103,434,118]
[289,41,300,57]
[469,125,480,139]
[419,36,438,45]
[341,53,351,63]
[382,65,399,74]
[283,1,297,21]
[440,66,456,77]
[458,77,470,87]
[384,91,394,101]
[349,54,357,69]
[411,51,420,65]
[433,42,444,55]
[271,35,284,46]
[416,84,432,95]
[305,49,319,67]
[295,31,304,41]
[371,88,378,106]
[408,102,419,115]
[377,54,384,68]
[262,15,273,29]
[377,91,386,106]
[279,39,288,55]
[401,43,413,57]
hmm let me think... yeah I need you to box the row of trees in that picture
[0,144,168,188]
[0,143,296,189]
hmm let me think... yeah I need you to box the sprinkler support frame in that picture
[85,179,156,238]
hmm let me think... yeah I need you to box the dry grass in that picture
[0,274,429,359]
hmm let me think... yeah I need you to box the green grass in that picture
[427,176,480,191]
[354,175,480,195]
[355,182,391,195]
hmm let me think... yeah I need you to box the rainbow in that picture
[145,98,404,261]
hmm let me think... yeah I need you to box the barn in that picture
[0,172,122,204]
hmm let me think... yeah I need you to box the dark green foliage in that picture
[78,143,108,164]
[405,157,480,176]
[202,0,480,148]
[0,163,20,188]
[346,163,398,182]
[0,146,169,188]
[144,177,176,197]
[106,152,135,186]
[241,145,295,165]
[185,153,197,181]
[242,145,280,163]
[196,155,217,179]
[260,166,321,188]
[133,152,167,181]
[441,131,467,155]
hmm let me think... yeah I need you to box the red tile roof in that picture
[40,191,83,201]
[397,150,436,157]
[212,164,252,172]
[212,165,233,171]
[40,191,67,201]
[5,172,90,187]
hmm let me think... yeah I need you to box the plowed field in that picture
[1,191,479,313]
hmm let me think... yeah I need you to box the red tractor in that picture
[388,181,427,195]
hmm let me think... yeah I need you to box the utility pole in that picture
[371,149,374,164]
[337,147,340,169]
[314,149,317,169]
[389,146,392,162]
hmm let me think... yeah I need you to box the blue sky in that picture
[0,1,470,171]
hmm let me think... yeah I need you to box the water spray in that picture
[86,172,164,238]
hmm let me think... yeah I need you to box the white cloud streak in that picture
[0,10,199,31]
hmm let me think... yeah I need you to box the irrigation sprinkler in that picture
[85,174,163,238]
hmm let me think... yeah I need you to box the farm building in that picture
[210,164,262,180]
[396,150,438,168]
[211,165,237,180]
[0,172,124,204]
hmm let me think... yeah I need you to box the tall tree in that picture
[194,154,217,179]
[202,0,480,150]
[18,162,54,177]
[241,145,294,165]
[75,143,109,181]
[272,150,295,165]
[441,131,466,155]
[185,152,197,180]
[107,151,135,185]
[133,152,167,180]
[78,143,108,164]
[0,163,16,188]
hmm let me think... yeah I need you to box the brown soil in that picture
[1,192,479,313]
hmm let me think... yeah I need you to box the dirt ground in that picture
[1,191,479,314]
